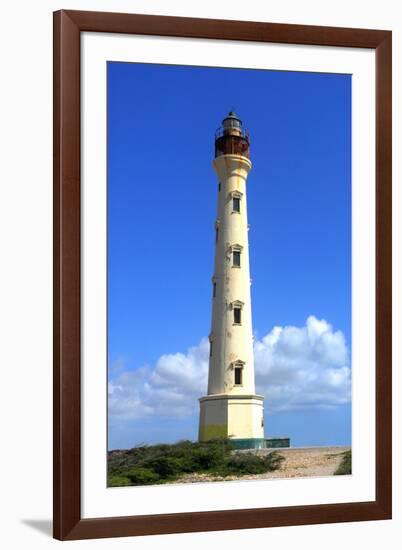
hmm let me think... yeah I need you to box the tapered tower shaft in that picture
[209,148,254,394]
[198,112,265,448]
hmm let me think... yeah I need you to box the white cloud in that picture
[108,316,351,419]
[108,339,209,419]
[254,316,350,411]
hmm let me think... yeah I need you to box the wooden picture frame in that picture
[53,9,392,540]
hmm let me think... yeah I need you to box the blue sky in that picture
[107,62,351,450]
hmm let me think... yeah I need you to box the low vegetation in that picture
[108,440,284,486]
[334,449,352,475]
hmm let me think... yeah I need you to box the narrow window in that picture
[234,366,242,385]
[218,182,221,192]
[215,227,219,243]
[213,282,216,298]
[233,250,241,267]
[233,307,242,324]
[209,341,213,357]
[233,196,240,212]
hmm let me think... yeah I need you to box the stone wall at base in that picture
[265,437,291,448]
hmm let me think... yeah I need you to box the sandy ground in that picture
[172,446,350,484]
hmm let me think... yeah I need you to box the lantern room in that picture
[214,111,250,159]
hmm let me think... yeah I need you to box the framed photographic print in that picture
[53,10,392,540]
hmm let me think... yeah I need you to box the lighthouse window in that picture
[215,227,219,243]
[233,250,241,267]
[218,182,221,192]
[213,282,216,298]
[233,197,241,212]
[234,366,243,386]
[233,307,242,325]
[209,341,213,357]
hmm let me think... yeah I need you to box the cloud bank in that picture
[108,316,351,420]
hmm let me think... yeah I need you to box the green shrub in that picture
[189,444,227,471]
[143,456,184,478]
[263,451,285,471]
[108,440,284,486]
[126,467,160,485]
[108,475,131,487]
[335,450,351,475]
[224,451,284,475]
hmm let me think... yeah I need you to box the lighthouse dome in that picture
[215,111,250,158]
[222,111,242,131]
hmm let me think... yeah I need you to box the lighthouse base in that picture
[228,438,266,450]
[198,394,264,443]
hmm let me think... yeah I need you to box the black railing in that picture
[215,126,250,140]
[215,131,250,159]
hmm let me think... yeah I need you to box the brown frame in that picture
[53,9,392,541]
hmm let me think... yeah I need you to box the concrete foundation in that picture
[199,394,264,442]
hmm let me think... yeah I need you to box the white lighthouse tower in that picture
[198,112,265,449]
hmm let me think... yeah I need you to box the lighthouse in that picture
[198,112,265,449]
